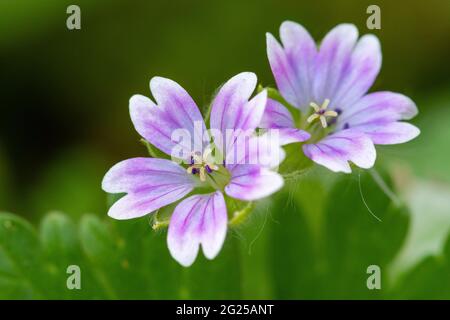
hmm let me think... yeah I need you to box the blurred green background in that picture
[1,0,450,299]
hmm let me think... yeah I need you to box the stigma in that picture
[306,99,338,128]
[186,148,219,182]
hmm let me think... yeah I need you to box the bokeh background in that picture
[1,0,450,299]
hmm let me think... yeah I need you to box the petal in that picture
[259,99,309,145]
[335,92,420,144]
[225,165,284,201]
[130,77,207,159]
[303,143,352,173]
[331,34,382,109]
[313,24,359,106]
[354,122,420,145]
[235,89,267,132]
[225,133,285,170]
[167,192,227,267]
[276,128,311,145]
[260,98,295,128]
[266,33,300,108]
[303,129,376,173]
[102,158,195,219]
[338,91,418,128]
[210,72,265,155]
[267,22,317,110]
[210,72,258,133]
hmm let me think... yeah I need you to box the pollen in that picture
[186,148,219,182]
[306,99,338,128]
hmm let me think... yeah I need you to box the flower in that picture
[264,21,420,173]
[102,72,284,266]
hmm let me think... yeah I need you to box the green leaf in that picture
[39,212,84,299]
[237,200,275,299]
[267,192,317,299]
[261,169,409,298]
[319,170,408,298]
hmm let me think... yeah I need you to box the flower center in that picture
[306,99,338,128]
[186,148,219,182]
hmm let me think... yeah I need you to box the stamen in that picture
[307,113,319,123]
[199,167,206,182]
[307,98,338,128]
[309,102,321,112]
[324,110,338,117]
[202,148,213,161]
[192,152,202,164]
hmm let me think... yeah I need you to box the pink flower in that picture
[264,21,420,173]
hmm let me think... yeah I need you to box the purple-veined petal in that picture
[130,77,207,159]
[303,143,352,173]
[102,157,195,219]
[167,192,227,267]
[337,91,418,128]
[225,165,283,201]
[267,33,300,109]
[335,91,420,144]
[225,133,286,170]
[260,98,295,128]
[353,122,420,145]
[331,34,382,109]
[280,21,317,108]
[260,98,310,145]
[313,24,358,108]
[303,129,376,173]
[267,22,317,110]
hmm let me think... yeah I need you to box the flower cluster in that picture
[102,21,419,266]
